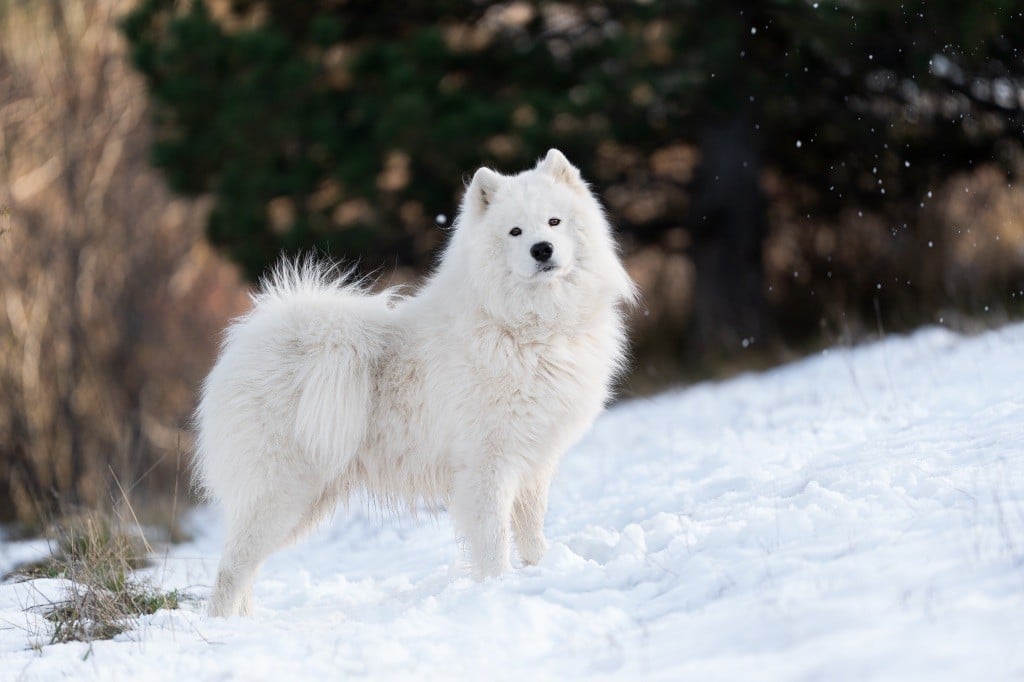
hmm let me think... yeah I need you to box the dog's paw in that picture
[517,535,549,567]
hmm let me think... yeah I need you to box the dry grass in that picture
[8,510,183,645]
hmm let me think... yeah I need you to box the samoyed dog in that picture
[195,149,636,617]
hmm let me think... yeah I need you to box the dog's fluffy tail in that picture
[251,256,371,306]
[194,256,397,503]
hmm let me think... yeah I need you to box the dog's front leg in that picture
[451,463,517,579]
[512,470,552,566]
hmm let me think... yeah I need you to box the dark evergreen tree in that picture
[122,0,1024,349]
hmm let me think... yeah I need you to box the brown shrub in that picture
[0,1,247,524]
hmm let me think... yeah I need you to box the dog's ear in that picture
[536,148,584,189]
[465,166,503,215]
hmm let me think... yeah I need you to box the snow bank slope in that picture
[2,324,1023,680]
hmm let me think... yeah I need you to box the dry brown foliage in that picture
[0,0,247,524]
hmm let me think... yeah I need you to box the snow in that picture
[2,323,1024,680]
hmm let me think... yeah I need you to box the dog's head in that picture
[450,149,636,323]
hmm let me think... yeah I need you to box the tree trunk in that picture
[689,115,772,354]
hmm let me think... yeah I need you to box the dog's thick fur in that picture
[196,150,636,616]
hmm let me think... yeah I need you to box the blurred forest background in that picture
[2,0,1023,525]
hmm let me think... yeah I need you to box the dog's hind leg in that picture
[286,482,344,545]
[208,484,323,617]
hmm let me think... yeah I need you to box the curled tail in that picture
[194,256,398,501]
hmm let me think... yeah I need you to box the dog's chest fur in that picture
[355,307,621,504]
[461,312,617,454]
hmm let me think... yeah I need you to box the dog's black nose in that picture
[530,241,554,262]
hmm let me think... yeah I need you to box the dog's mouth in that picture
[531,262,562,279]
[529,261,572,282]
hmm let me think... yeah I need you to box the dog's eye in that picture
[509,227,522,236]
[548,218,561,227]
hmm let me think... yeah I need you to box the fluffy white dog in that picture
[195,149,636,616]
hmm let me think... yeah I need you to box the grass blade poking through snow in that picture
[9,511,182,644]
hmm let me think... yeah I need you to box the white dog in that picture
[195,149,636,616]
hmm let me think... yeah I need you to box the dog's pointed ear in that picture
[536,148,584,189]
[465,166,503,215]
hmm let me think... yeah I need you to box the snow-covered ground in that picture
[2,324,1023,680]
